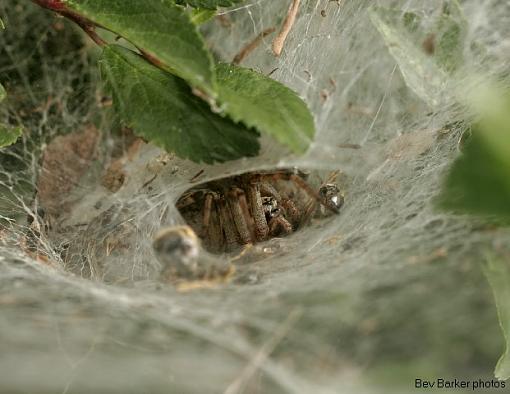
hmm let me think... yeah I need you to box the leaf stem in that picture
[31,0,106,47]
[80,24,107,47]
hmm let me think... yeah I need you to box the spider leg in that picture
[176,189,203,209]
[246,183,269,242]
[262,171,340,214]
[324,170,340,185]
[201,192,214,237]
[268,215,293,237]
[260,182,282,202]
[237,188,256,241]
[301,197,317,225]
[227,187,252,245]
[206,196,224,253]
[280,198,300,228]
[218,195,239,251]
[259,179,300,227]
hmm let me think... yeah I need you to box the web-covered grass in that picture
[1,1,510,393]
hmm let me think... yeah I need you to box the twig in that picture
[80,23,106,47]
[141,174,157,189]
[31,0,106,46]
[233,27,276,65]
[272,0,301,57]
[223,308,302,394]
[190,169,205,182]
[267,67,279,77]
[337,143,362,149]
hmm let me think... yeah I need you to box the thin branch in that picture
[233,27,276,65]
[79,23,106,47]
[272,0,301,57]
[223,308,302,394]
[31,0,105,46]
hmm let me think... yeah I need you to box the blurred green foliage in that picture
[483,257,510,380]
[0,83,22,148]
[438,89,510,219]
[370,1,510,382]
[0,125,23,149]
[369,0,467,108]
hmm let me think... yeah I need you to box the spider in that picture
[176,168,343,253]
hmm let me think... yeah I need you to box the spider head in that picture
[262,196,281,220]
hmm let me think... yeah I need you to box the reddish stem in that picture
[31,0,106,46]
[32,0,66,11]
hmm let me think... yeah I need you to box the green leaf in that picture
[100,45,259,164]
[216,63,315,154]
[0,85,22,148]
[437,88,510,218]
[369,6,449,108]
[175,0,245,10]
[0,125,22,148]
[63,0,216,97]
[438,130,510,218]
[482,256,510,381]
[434,1,467,73]
[190,9,216,25]
[0,83,5,103]
[402,12,420,33]
[435,19,464,72]
[371,2,467,76]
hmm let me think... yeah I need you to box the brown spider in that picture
[176,169,343,253]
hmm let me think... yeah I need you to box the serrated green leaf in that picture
[482,256,510,381]
[216,63,315,154]
[369,6,449,108]
[0,125,22,148]
[100,45,259,164]
[190,9,216,25]
[176,0,245,10]
[0,83,5,103]
[437,88,510,218]
[63,0,216,96]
